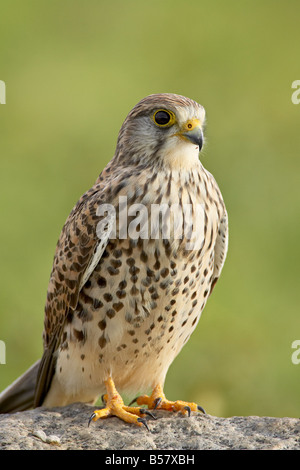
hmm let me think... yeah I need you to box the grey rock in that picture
[0,403,299,450]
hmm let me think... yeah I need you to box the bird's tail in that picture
[0,360,40,413]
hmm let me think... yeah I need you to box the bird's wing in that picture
[210,209,228,295]
[34,170,118,406]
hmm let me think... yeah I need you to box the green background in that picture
[0,0,299,418]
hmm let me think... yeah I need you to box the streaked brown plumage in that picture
[0,94,228,427]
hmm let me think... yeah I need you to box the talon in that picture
[139,409,157,420]
[197,405,206,414]
[89,377,157,428]
[137,417,150,432]
[88,412,96,427]
[128,396,138,407]
[153,397,162,410]
[134,384,204,417]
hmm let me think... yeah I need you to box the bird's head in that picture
[114,93,206,170]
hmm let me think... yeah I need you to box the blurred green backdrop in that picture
[0,0,299,418]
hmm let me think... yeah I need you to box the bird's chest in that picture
[77,198,216,341]
[63,169,220,367]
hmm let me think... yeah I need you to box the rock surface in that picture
[0,403,299,450]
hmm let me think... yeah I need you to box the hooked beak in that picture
[176,118,203,150]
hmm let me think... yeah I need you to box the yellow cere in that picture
[181,118,201,132]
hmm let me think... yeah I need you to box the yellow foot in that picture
[133,384,206,416]
[88,377,155,430]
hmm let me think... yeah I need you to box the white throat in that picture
[163,137,201,170]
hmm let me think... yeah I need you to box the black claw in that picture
[137,417,151,432]
[153,397,162,410]
[184,405,191,417]
[139,409,157,420]
[101,394,107,405]
[197,405,206,414]
[128,396,138,406]
[88,413,96,427]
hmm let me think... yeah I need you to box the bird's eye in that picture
[153,109,175,127]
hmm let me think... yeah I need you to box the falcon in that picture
[0,94,228,429]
